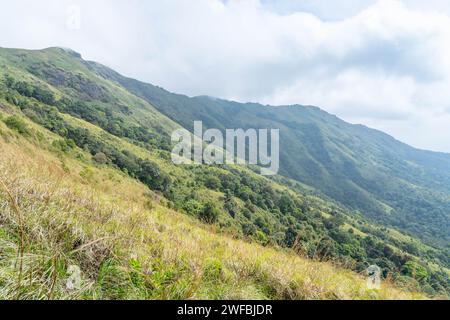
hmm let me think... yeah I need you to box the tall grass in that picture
[0,127,425,300]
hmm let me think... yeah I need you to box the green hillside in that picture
[91,63,450,248]
[0,47,448,298]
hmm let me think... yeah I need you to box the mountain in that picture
[88,63,450,248]
[0,47,448,298]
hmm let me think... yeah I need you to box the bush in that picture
[52,139,76,153]
[402,261,429,283]
[203,258,223,281]
[7,78,56,106]
[183,199,203,216]
[204,175,221,189]
[93,152,108,164]
[199,202,220,224]
[3,116,31,136]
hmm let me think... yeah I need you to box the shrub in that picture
[93,152,108,164]
[402,261,429,283]
[199,202,220,224]
[204,175,221,189]
[52,139,76,153]
[203,258,223,281]
[183,199,203,216]
[3,116,31,136]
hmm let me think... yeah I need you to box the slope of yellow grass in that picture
[0,122,425,300]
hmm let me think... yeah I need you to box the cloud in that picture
[260,0,377,20]
[0,0,449,152]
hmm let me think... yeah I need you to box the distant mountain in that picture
[87,61,450,248]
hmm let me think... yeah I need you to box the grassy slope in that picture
[61,111,449,279]
[0,47,181,135]
[0,116,424,300]
[100,67,450,248]
[0,47,446,298]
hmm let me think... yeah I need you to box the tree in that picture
[199,202,220,224]
[183,199,203,216]
[93,152,108,164]
[224,190,237,218]
[402,261,429,283]
[284,226,298,247]
[4,74,15,87]
[279,193,295,214]
[204,175,221,189]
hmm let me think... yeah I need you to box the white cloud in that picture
[0,0,449,152]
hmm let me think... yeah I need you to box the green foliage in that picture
[183,199,203,216]
[402,261,429,283]
[52,138,76,153]
[5,76,55,105]
[204,175,221,189]
[203,258,223,281]
[93,152,108,164]
[3,115,31,136]
[1,47,448,297]
[107,65,450,250]
[80,167,94,180]
[199,202,220,224]
[7,98,171,193]
[56,97,170,151]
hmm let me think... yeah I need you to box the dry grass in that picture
[0,125,425,300]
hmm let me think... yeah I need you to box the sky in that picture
[1,0,450,152]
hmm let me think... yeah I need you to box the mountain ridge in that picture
[82,50,447,156]
[0,46,448,297]
[79,54,450,247]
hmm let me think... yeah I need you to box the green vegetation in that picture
[0,119,425,300]
[106,68,450,250]
[0,47,448,299]
[199,202,221,224]
[3,115,31,136]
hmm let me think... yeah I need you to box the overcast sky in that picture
[1,0,450,152]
